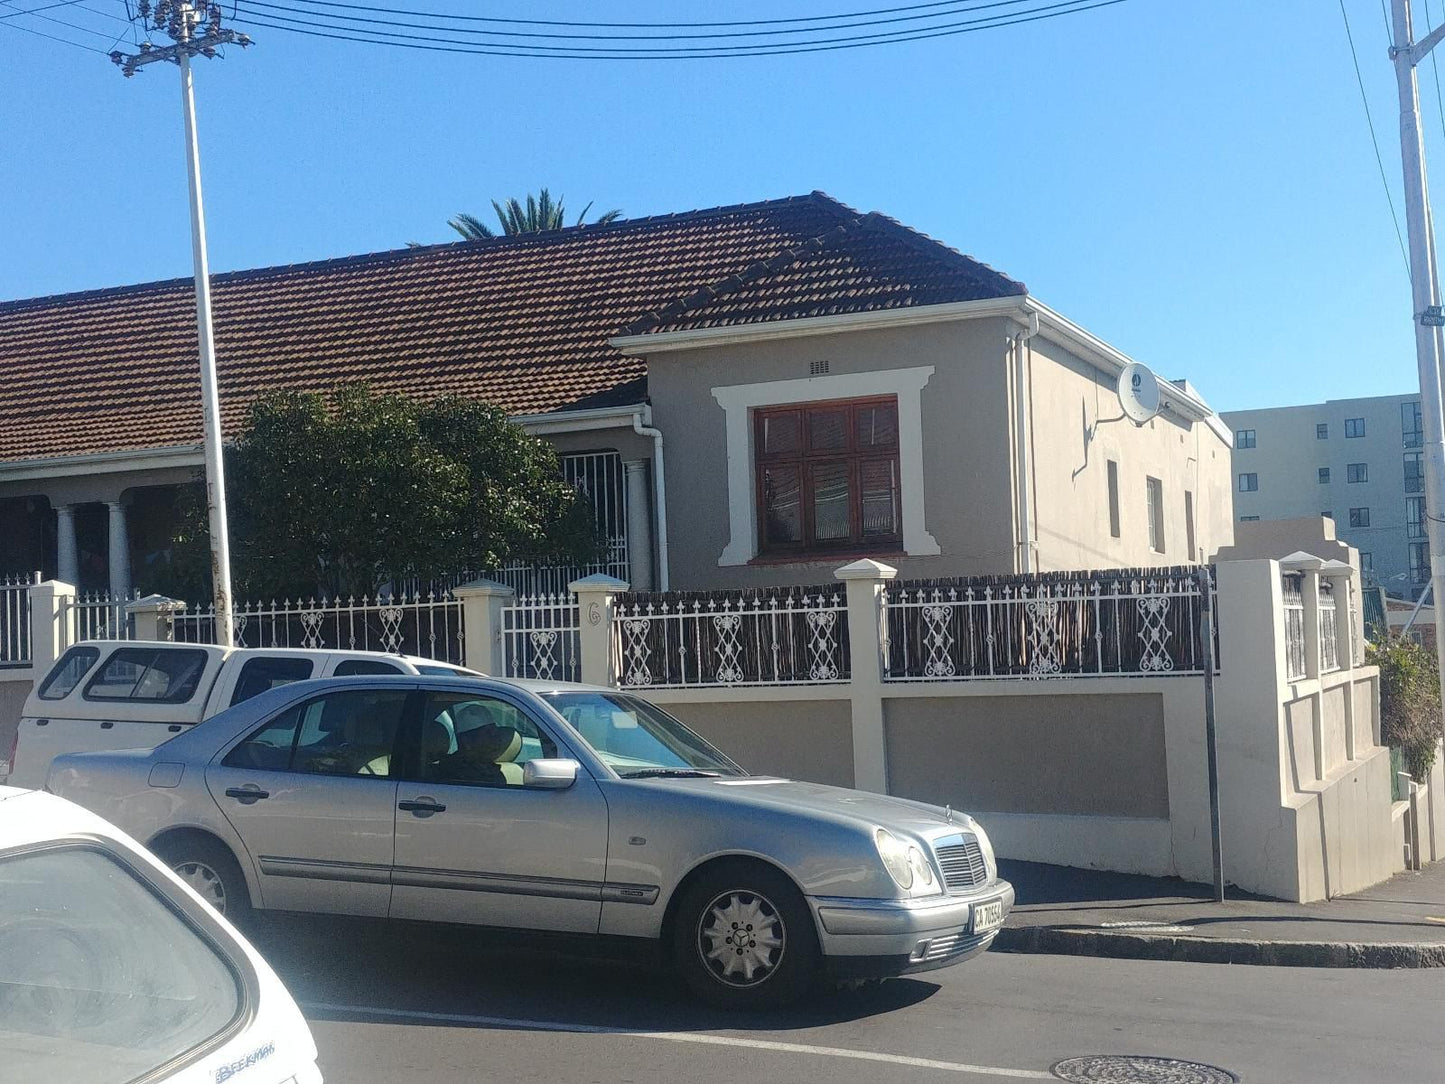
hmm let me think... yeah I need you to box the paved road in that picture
[252,916,1439,1084]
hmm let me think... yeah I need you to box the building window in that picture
[1146,476,1165,553]
[1403,401,1423,449]
[1235,429,1256,449]
[1345,417,1366,438]
[754,397,901,555]
[1347,462,1368,483]
[1349,507,1370,528]
[1405,451,1424,493]
[1318,467,1330,484]
[1410,541,1431,584]
[1185,490,1196,561]
[1240,515,1260,522]
[1361,551,1373,575]
[1106,459,1121,539]
[1238,473,1258,492]
[1317,423,1329,440]
[1407,495,1427,539]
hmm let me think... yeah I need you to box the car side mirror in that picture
[523,758,579,789]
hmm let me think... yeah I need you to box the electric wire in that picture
[0,9,107,48]
[0,0,122,39]
[229,0,1125,58]
[1340,0,1412,277]
[0,0,84,17]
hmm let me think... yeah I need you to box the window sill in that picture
[746,546,907,568]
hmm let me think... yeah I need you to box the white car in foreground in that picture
[0,785,321,1084]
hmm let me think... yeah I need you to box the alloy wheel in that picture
[696,889,786,988]
[172,860,227,913]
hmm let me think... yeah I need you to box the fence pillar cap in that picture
[834,558,898,581]
[1319,559,1354,574]
[33,578,76,592]
[1279,551,1326,571]
[453,577,517,599]
[568,573,630,593]
[126,593,187,613]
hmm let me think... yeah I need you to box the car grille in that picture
[934,837,988,891]
[913,933,965,962]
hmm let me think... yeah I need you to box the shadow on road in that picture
[250,912,941,1033]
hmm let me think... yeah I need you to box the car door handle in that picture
[225,786,270,803]
[398,799,446,814]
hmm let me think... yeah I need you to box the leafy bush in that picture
[1368,635,1443,780]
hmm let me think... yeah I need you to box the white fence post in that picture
[571,574,630,686]
[28,579,75,675]
[836,559,898,794]
[454,578,516,676]
[127,594,187,642]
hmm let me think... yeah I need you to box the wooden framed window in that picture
[754,397,901,556]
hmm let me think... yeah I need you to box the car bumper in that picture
[809,880,1014,977]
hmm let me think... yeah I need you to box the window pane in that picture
[38,646,100,700]
[291,689,408,777]
[0,847,243,1084]
[860,459,899,537]
[223,703,303,771]
[230,656,314,707]
[333,659,406,676]
[857,402,899,448]
[420,694,556,786]
[84,648,208,703]
[811,461,853,542]
[761,465,803,545]
[808,408,849,451]
[759,412,801,456]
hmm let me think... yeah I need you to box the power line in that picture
[1425,0,1445,153]
[0,10,107,48]
[1339,0,1411,276]
[0,0,123,38]
[231,0,1125,58]
[0,0,83,18]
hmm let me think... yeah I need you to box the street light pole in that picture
[111,2,250,646]
[1389,0,1445,695]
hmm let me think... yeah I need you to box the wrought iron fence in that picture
[0,572,37,668]
[612,586,850,689]
[172,591,465,665]
[1319,578,1340,674]
[883,567,1217,681]
[1282,572,1306,680]
[501,594,581,682]
[414,536,631,599]
[69,591,136,643]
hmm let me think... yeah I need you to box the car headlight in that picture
[875,828,914,889]
[907,845,935,889]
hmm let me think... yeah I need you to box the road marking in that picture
[1425,916,1445,924]
[302,1001,1054,1079]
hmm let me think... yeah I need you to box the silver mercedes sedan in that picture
[47,675,1013,1009]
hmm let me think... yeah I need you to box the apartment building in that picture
[1222,393,1426,595]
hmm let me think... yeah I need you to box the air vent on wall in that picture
[810,359,830,375]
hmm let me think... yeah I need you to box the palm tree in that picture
[447,188,621,240]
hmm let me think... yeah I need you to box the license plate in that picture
[972,898,1005,933]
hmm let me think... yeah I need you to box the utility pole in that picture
[110,2,250,646]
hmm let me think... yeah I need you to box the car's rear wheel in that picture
[671,860,819,1010]
[153,836,253,924]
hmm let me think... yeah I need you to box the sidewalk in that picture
[992,858,1445,968]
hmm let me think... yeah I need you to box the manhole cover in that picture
[1051,1055,1239,1083]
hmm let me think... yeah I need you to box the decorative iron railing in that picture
[501,594,581,682]
[883,567,1217,681]
[1319,578,1340,674]
[613,586,850,689]
[69,591,136,643]
[416,536,631,599]
[172,591,465,665]
[1282,572,1306,680]
[0,572,37,668]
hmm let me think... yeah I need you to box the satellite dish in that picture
[1118,362,1161,425]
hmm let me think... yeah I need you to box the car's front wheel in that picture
[153,835,253,924]
[671,860,819,1010]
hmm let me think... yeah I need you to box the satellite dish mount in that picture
[1117,362,1162,427]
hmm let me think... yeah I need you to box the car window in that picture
[417,692,556,787]
[83,647,208,704]
[0,845,244,1084]
[37,645,101,700]
[223,689,408,778]
[229,656,315,706]
[333,658,406,676]
[544,691,743,778]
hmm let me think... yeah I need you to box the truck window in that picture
[333,658,405,676]
[37,646,101,700]
[0,844,245,1084]
[83,647,209,704]
[230,656,315,707]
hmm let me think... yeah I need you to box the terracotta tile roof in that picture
[0,192,1026,464]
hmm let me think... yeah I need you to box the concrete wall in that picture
[0,675,33,777]
[1025,334,1234,570]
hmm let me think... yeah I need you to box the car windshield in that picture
[542,691,744,779]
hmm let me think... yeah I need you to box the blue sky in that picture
[0,0,1435,412]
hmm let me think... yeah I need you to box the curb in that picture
[992,926,1445,968]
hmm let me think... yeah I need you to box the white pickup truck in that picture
[3,640,477,789]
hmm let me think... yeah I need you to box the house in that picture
[0,192,1233,597]
[1224,393,1426,595]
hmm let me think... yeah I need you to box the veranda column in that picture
[836,558,898,794]
[107,500,131,601]
[54,504,79,588]
[570,574,630,687]
[624,460,654,592]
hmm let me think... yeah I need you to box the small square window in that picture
[1238,473,1258,492]
[1235,429,1256,450]
[1317,423,1329,440]
[1347,462,1368,483]
[1349,507,1370,528]
[1318,467,1330,484]
[1345,417,1366,438]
